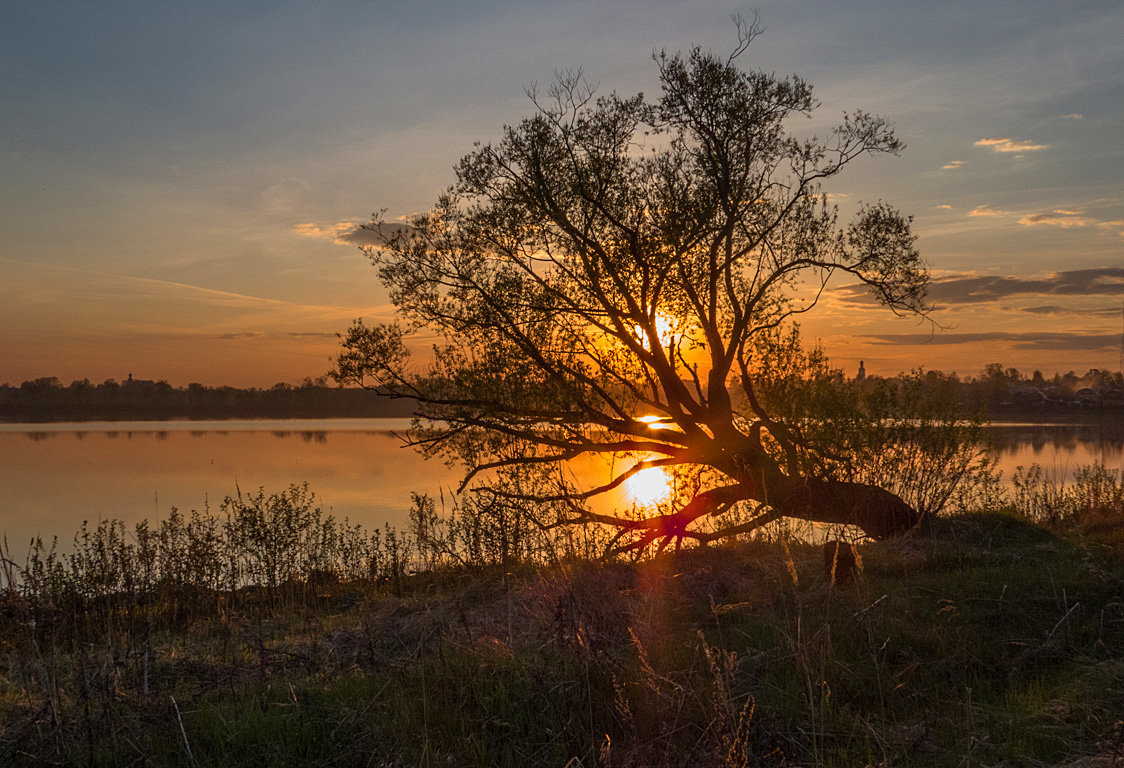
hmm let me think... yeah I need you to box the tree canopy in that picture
[336,25,936,552]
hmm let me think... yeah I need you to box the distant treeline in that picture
[3,364,1123,422]
[0,376,415,422]
[946,364,1124,411]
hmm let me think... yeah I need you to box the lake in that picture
[3,417,1123,554]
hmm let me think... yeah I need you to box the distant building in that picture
[122,373,158,392]
[1074,387,1102,406]
[855,360,866,382]
[1011,384,1046,405]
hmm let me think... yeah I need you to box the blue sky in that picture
[2,0,1122,385]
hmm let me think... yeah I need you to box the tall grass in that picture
[0,481,621,659]
[1,461,1122,766]
[1011,461,1124,526]
[3,457,1120,644]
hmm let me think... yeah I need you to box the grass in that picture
[2,507,1123,767]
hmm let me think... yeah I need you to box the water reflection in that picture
[0,420,449,558]
[2,418,1122,559]
[983,421,1124,478]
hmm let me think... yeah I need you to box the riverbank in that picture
[2,511,1122,767]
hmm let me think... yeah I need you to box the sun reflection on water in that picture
[624,466,672,506]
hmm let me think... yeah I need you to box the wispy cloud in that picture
[942,160,966,170]
[960,206,1119,230]
[1018,305,1123,318]
[295,221,377,247]
[974,137,1048,153]
[837,267,1124,306]
[936,204,953,210]
[218,332,266,339]
[295,220,412,247]
[1017,209,1094,228]
[860,331,1119,351]
[0,257,395,328]
[934,269,1124,303]
[1061,113,1084,120]
[214,331,338,341]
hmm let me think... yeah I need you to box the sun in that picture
[633,312,680,349]
[624,466,672,507]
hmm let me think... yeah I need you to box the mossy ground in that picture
[2,511,1122,767]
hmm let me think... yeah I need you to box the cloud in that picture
[957,206,1118,230]
[941,160,965,170]
[837,267,1124,306]
[859,331,1119,351]
[936,204,953,210]
[214,331,338,341]
[218,332,266,339]
[295,220,412,247]
[932,268,1124,303]
[296,220,379,247]
[1017,209,1094,228]
[974,137,1048,153]
[1018,305,1123,318]
[1061,113,1084,120]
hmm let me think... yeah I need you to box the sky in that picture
[2,0,1122,387]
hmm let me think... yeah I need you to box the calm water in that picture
[0,419,449,552]
[2,417,1122,553]
[985,420,1124,476]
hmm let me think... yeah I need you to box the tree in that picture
[335,22,934,553]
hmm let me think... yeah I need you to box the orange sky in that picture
[2,1,1122,387]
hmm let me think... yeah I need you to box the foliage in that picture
[336,22,933,549]
[1012,461,1124,526]
[741,327,992,519]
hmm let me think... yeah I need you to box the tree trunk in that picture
[767,477,921,540]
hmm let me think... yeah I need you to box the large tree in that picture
[336,25,934,552]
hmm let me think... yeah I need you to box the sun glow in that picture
[624,466,672,507]
[633,313,679,348]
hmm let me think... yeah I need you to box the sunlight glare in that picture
[633,312,678,348]
[625,466,672,507]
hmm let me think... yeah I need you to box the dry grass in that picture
[1,506,1122,766]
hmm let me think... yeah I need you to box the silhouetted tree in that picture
[336,22,934,550]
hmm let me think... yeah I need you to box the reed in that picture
[1,468,1122,766]
[1012,461,1124,526]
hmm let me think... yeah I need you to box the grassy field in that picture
[2,509,1122,767]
